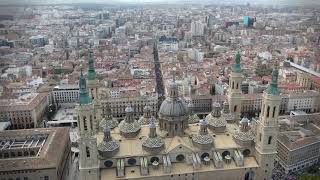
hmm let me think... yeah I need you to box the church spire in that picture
[79,68,92,105]
[87,49,96,81]
[266,68,280,95]
[232,52,242,73]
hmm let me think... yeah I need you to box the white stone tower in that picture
[228,52,243,119]
[76,69,100,180]
[255,69,281,180]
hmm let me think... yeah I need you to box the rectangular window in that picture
[259,133,262,142]
[90,115,93,131]
[86,147,90,158]
[44,176,49,180]
[272,106,276,118]
[268,136,272,144]
[83,117,87,131]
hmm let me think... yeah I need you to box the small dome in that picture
[99,116,119,130]
[188,114,200,124]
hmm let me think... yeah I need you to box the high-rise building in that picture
[191,21,204,36]
[243,16,255,27]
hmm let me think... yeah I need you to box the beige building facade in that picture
[0,127,71,180]
[0,92,47,129]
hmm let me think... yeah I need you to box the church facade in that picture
[76,51,280,180]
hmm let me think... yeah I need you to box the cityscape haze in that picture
[0,1,319,180]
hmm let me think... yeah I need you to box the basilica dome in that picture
[158,81,189,119]
[159,98,189,119]
[158,78,189,137]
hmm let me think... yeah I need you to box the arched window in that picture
[236,83,239,89]
[86,146,90,158]
[201,153,210,160]
[268,136,272,144]
[176,154,185,162]
[150,156,160,163]
[272,106,276,118]
[128,158,137,165]
[232,81,234,89]
[91,88,94,99]
[244,171,254,180]
[234,105,237,113]
[24,151,29,156]
[30,151,35,156]
[242,149,251,157]
[222,151,230,159]
[89,115,93,131]
[266,106,270,118]
[83,116,87,131]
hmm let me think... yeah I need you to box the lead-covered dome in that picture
[159,98,189,118]
[158,81,189,119]
[158,76,189,137]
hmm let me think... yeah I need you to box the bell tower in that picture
[255,69,281,180]
[87,49,99,100]
[76,69,100,180]
[228,52,243,119]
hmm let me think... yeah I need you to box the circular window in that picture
[243,149,251,157]
[150,156,159,163]
[104,160,113,168]
[222,151,230,158]
[128,158,137,165]
[201,153,210,160]
[176,154,185,162]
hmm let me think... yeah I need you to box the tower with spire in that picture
[87,49,99,101]
[228,52,244,119]
[255,68,281,180]
[76,68,100,180]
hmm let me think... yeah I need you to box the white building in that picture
[52,84,79,106]
[287,90,320,113]
[188,49,204,62]
[191,21,204,36]
[27,77,44,88]
[158,36,178,52]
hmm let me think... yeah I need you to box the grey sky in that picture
[0,0,319,5]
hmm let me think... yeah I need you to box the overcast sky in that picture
[0,0,319,5]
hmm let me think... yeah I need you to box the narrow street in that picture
[153,42,165,110]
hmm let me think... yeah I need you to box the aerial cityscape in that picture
[0,1,319,180]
